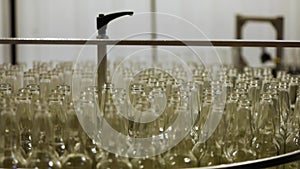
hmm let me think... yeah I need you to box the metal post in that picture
[97,43,107,100]
[236,15,245,69]
[150,0,157,63]
[9,0,17,65]
[273,17,284,68]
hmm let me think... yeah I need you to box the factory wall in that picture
[0,0,300,67]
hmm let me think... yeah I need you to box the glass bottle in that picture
[23,71,37,87]
[164,104,198,169]
[130,142,165,169]
[40,73,51,101]
[0,83,12,100]
[252,93,279,159]
[50,70,59,91]
[57,85,71,106]
[192,89,212,140]
[27,84,41,110]
[288,77,298,106]
[61,102,92,169]
[15,90,33,157]
[285,94,300,169]
[248,80,260,127]
[5,70,18,94]
[130,97,166,169]
[0,100,26,168]
[48,91,66,157]
[194,89,225,167]
[27,103,61,169]
[224,98,256,163]
[96,86,132,169]
[278,82,291,130]
[194,134,219,167]
[278,82,291,154]
[72,69,82,101]
[269,88,285,155]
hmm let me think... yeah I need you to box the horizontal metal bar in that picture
[186,150,300,169]
[0,38,300,47]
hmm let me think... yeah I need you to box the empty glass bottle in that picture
[15,90,33,157]
[0,100,26,168]
[48,91,66,157]
[224,98,256,163]
[27,103,61,169]
[61,102,92,169]
[252,93,279,159]
[164,105,198,169]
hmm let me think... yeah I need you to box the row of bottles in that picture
[1,61,300,168]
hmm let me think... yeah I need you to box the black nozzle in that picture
[97,11,134,37]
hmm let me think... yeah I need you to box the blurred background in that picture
[0,0,300,67]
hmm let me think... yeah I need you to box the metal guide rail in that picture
[1,38,300,47]
[187,150,300,169]
[1,38,300,168]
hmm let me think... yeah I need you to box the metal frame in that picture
[236,15,284,69]
[1,37,300,168]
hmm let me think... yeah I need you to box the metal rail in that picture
[1,38,300,47]
[186,150,300,169]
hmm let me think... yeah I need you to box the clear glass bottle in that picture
[130,98,166,169]
[0,83,12,100]
[164,105,198,169]
[288,77,298,106]
[248,80,260,127]
[27,84,41,109]
[131,144,165,169]
[5,70,18,94]
[252,93,279,159]
[40,72,51,101]
[0,101,26,168]
[195,134,219,167]
[61,102,92,169]
[15,90,33,157]
[278,82,291,131]
[48,91,66,157]
[192,89,212,140]
[284,94,300,169]
[24,71,36,87]
[27,103,61,169]
[224,98,256,163]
